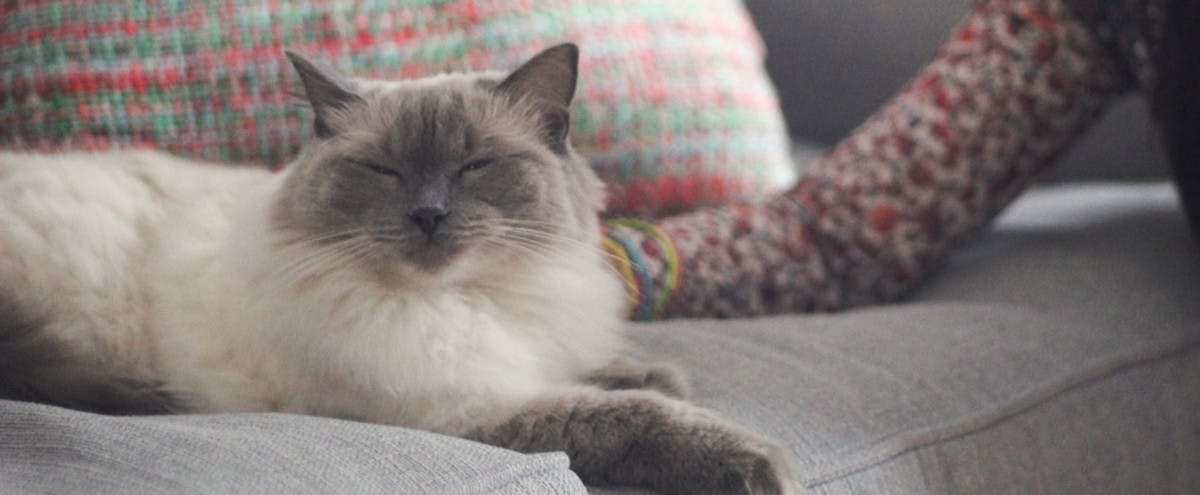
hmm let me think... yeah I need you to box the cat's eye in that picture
[359,161,400,178]
[457,159,492,178]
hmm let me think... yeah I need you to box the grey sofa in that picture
[6,181,1197,494]
[3,1,1197,494]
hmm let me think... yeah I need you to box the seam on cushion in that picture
[462,466,584,495]
[802,336,1200,488]
[457,453,586,495]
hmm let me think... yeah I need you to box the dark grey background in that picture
[742,0,1168,180]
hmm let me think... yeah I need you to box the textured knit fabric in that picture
[1068,0,1169,92]
[0,0,796,217]
[606,0,1169,319]
[0,400,586,494]
[599,183,1200,494]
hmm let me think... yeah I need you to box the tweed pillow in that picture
[0,0,796,217]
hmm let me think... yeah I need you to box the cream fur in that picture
[0,150,626,435]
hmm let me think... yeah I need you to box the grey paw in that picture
[658,421,799,495]
[708,438,799,495]
[627,363,690,399]
[586,359,691,399]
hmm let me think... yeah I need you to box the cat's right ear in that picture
[285,50,365,138]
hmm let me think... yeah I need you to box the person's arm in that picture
[607,0,1171,320]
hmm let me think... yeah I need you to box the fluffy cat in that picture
[0,44,796,494]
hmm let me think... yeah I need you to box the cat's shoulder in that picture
[1,148,184,171]
[0,149,269,175]
[0,149,273,202]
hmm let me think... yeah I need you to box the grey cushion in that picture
[598,182,1199,493]
[0,400,585,494]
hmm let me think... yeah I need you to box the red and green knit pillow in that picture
[0,0,796,217]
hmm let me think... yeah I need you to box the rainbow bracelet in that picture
[603,219,681,320]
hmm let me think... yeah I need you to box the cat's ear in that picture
[496,43,579,152]
[285,50,365,138]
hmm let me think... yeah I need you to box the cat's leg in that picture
[468,388,797,495]
[583,357,690,399]
[605,0,1177,319]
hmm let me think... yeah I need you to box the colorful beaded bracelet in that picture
[603,219,681,320]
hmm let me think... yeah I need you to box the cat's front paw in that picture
[651,413,799,495]
[703,436,799,495]
[638,363,690,399]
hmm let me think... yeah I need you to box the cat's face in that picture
[272,45,605,284]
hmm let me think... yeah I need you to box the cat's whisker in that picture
[483,231,614,269]
[368,234,416,243]
[491,226,627,266]
[278,226,409,248]
[490,231,617,264]
[274,227,370,248]
[306,236,377,273]
[271,242,343,280]
[479,237,562,267]
[271,235,375,288]
[485,218,571,228]
[279,234,366,268]
[322,238,380,276]
[475,235,641,302]
[457,224,564,253]
[494,231,632,287]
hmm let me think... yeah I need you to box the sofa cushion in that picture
[0,400,586,494]
[602,183,1199,493]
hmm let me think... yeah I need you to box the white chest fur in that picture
[149,179,626,434]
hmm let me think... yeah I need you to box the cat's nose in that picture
[409,206,449,238]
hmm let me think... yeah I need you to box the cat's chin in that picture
[405,246,459,271]
[382,243,530,289]
[372,246,479,288]
[368,261,456,289]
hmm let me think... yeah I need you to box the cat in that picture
[0,44,796,494]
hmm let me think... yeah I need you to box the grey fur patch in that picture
[469,388,798,494]
[496,43,579,153]
[0,295,177,415]
[585,358,691,399]
[286,50,367,138]
[497,43,579,109]
[272,44,605,285]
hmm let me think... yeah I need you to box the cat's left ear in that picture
[496,43,579,152]
[285,50,365,138]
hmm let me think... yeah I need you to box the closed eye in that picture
[457,159,492,178]
[359,161,400,178]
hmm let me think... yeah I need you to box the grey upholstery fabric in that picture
[743,0,1170,181]
[594,183,1199,493]
[0,400,585,494]
[2,183,1195,494]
